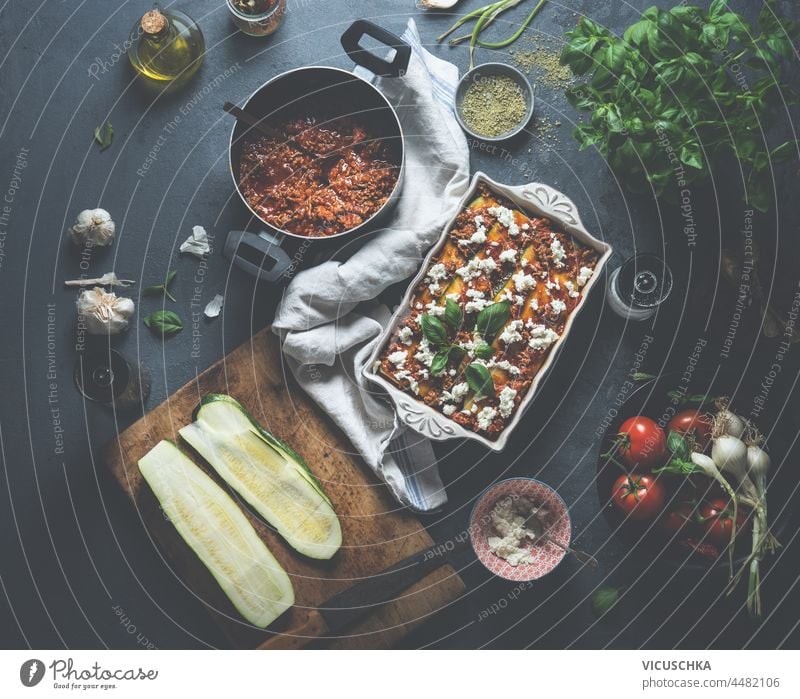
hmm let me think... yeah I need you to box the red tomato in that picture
[611,473,666,521]
[616,416,667,468]
[699,498,747,547]
[667,409,713,450]
[660,503,695,535]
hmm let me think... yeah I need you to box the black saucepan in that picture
[224,20,411,282]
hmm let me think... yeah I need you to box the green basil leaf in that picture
[94,121,113,151]
[591,586,619,617]
[143,269,178,302]
[623,20,650,47]
[475,301,511,338]
[473,342,495,360]
[448,344,467,363]
[770,140,799,163]
[679,142,704,170]
[709,0,728,20]
[444,298,463,330]
[420,314,447,347]
[667,430,690,461]
[143,310,183,335]
[430,351,449,376]
[465,362,494,397]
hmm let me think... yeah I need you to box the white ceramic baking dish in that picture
[363,172,613,452]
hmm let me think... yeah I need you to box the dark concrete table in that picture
[1,0,798,649]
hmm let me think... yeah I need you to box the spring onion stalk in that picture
[449,2,510,46]
[436,1,504,42]
[477,0,548,48]
[437,0,547,68]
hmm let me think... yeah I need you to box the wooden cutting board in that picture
[102,327,464,649]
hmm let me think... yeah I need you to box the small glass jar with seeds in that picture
[455,63,534,142]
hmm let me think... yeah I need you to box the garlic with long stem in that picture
[67,208,115,247]
[64,272,135,288]
[75,287,135,334]
[712,434,759,502]
[713,397,748,438]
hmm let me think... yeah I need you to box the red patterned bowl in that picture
[469,478,571,581]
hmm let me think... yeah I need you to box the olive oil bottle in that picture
[127,5,204,87]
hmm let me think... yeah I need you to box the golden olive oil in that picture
[127,6,204,86]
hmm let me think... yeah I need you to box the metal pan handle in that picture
[223,230,292,284]
[340,19,411,78]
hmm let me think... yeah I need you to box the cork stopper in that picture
[141,9,167,35]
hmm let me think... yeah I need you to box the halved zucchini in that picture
[179,394,342,560]
[138,440,294,627]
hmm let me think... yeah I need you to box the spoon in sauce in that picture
[223,101,320,158]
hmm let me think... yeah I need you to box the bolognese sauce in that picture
[238,113,399,237]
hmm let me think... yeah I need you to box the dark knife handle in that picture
[257,609,328,650]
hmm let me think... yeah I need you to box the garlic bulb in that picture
[76,287,135,334]
[68,208,115,246]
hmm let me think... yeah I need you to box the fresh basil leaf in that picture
[143,310,183,335]
[420,314,447,347]
[709,0,728,20]
[473,342,495,360]
[430,351,449,376]
[679,142,704,170]
[465,362,494,397]
[591,586,619,618]
[667,430,690,462]
[770,140,800,163]
[444,298,463,330]
[143,269,178,302]
[448,344,467,363]
[623,20,650,47]
[94,121,113,151]
[475,301,511,339]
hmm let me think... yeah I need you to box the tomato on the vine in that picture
[611,473,666,521]
[615,416,667,468]
[699,498,748,547]
[667,409,713,450]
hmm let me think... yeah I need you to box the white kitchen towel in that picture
[271,19,470,511]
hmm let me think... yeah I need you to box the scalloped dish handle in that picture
[508,182,584,230]
[396,400,458,440]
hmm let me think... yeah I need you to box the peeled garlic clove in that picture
[180,225,210,258]
[68,208,115,247]
[204,294,223,319]
[75,286,135,334]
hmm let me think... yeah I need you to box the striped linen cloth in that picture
[272,19,470,511]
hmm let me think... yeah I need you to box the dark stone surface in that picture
[1,0,798,649]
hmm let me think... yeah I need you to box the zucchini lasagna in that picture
[376,184,600,439]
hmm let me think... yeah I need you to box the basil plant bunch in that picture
[560,0,800,211]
